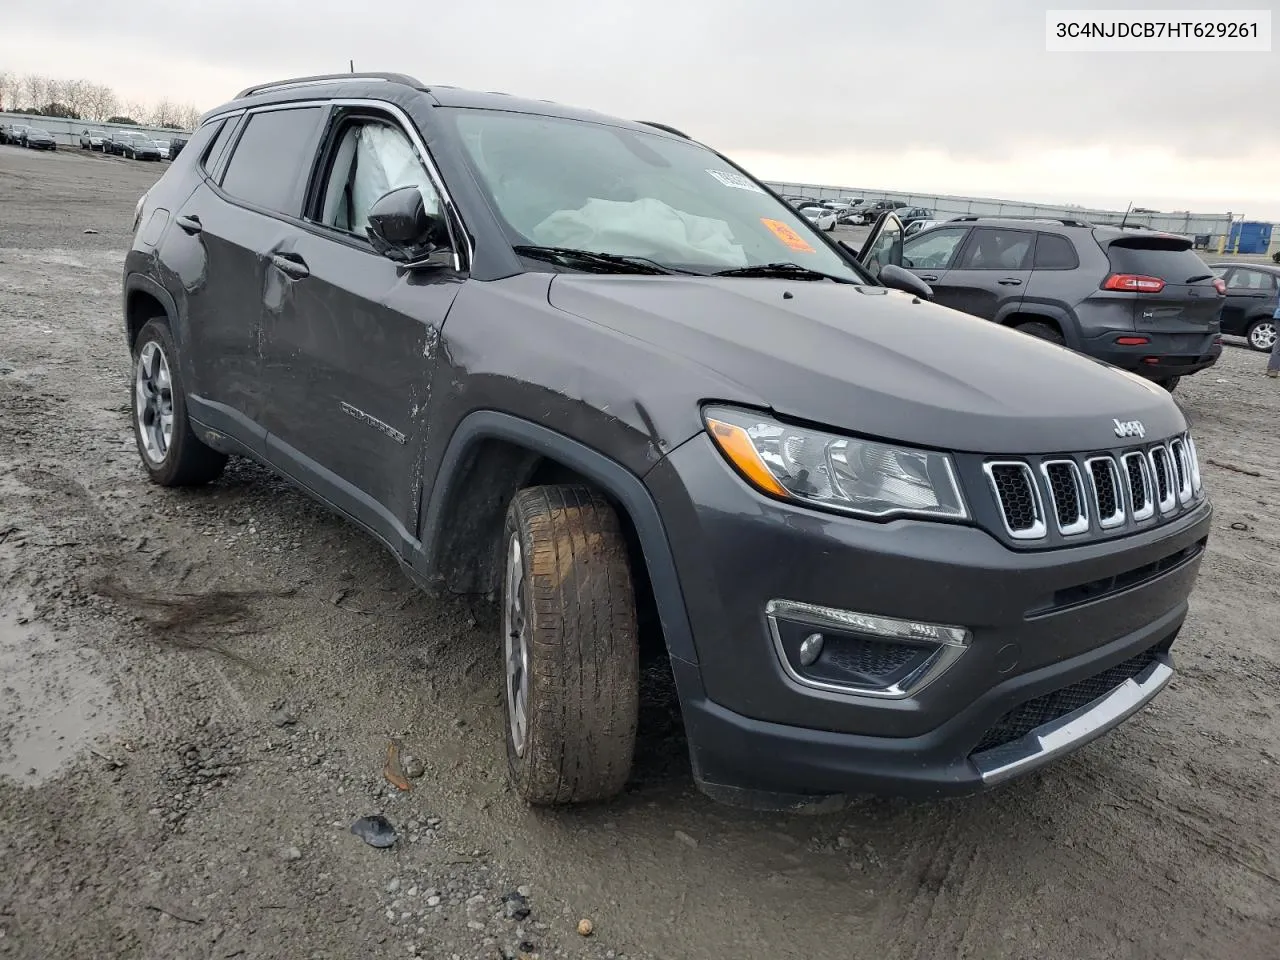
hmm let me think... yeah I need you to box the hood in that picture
[547,275,1186,455]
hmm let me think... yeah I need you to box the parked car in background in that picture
[904,218,943,238]
[0,123,30,145]
[169,137,189,160]
[23,127,57,151]
[1209,262,1280,351]
[897,206,934,226]
[882,215,1223,391]
[798,204,838,231]
[152,139,171,160]
[80,128,108,150]
[109,131,147,156]
[123,133,162,160]
[122,72,1208,812]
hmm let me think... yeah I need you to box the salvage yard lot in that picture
[1,144,1277,959]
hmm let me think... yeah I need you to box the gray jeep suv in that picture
[885,216,1225,391]
[122,73,1211,810]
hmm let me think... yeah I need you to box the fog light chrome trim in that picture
[765,599,971,701]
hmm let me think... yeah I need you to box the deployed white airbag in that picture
[532,198,747,267]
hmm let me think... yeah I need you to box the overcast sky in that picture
[3,0,1276,218]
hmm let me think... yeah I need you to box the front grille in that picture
[972,647,1162,754]
[982,433,1204,544]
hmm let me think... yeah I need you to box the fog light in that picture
[798,632,825,666]
[766,599,970,700]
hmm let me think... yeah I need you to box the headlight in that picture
[704,406,968,521]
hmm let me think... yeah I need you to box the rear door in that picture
[933,226,1034,320]
[1219,266,1277,335]
[1102,235,1223,343]
[171,104,327,446]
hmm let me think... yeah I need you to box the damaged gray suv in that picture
[123,73,1211,810]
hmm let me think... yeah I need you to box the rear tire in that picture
[1245,318,1277,353]
[1157,376,1181,393]
[131,318,227,487]
[500,485,640,805]
[1016,321,1066,346]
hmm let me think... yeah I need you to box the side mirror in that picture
[879,264,933,300]
[366,185,452,267]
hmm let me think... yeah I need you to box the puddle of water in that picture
[0,600,120,786]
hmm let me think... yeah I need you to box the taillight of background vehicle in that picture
[1102,274,1165,293]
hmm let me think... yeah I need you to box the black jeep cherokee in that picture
[881,215,1225,392]
[122,73,1211,810]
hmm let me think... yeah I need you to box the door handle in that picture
[997,278,1023,286]
[919,275,939,282]
[175,214,202,235]
[270,253,310,280]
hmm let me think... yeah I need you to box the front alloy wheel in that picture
[1247,319,1277,352]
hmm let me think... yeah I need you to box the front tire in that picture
[131,318,227,487]
[501,485,640,805]
[1246,318,1277,353]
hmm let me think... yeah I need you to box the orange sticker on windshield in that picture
[761,218,815,254]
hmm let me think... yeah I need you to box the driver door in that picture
[856,211,906,277]
[259,108,464,554]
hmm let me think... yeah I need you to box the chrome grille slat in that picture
[983,462,1046,540]
[1086,456,1126,529]
[1122,452,1155,522]
[1149,445,1177,513]
[1041,460,1088,536]
[1169,439,1193,505]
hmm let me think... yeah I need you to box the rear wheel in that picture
[501,485,639,805]
[131,318,227,487]
[1016,321,1065,346]
[1156,376,1181,393]
[1246,318,1277,353]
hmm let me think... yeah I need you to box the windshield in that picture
[448,109,868,280]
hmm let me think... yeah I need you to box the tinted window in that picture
[1106,240,1214,282]
[199,119,232,173]
[1229,268,1277,291]
[957,228,1034,270]
[315,116,442,237]
[221,107,324,215]
[903,227,968,269]
[1033,233,1079,270]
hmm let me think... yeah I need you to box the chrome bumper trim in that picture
[973,657,1173,785]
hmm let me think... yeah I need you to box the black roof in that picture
[211,72,684,140]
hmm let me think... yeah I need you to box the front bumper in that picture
[647,434,1211,804]
[1081,329,1222,379]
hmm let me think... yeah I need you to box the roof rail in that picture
[947,215,1094,228]
[638,120,691,139]
[235,72,425,99]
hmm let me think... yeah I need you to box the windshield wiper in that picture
[1184,273,1213,283]
[512,245,693,276]
[711,262,851,282]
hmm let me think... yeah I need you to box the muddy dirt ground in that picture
[0,145,1277,960]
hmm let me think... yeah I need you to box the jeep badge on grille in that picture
[1113,418,1146,439]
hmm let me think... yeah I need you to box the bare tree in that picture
[0,71,16,111]
[152,98,180,127]
[178,104,201,131]
[64,78,92,118]
[88,84,117,122]
[21,74,52,110]
[126,101,152,125]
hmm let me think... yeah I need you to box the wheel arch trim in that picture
[420,409,700,664]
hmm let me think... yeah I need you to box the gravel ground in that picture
[1,144,1278,960]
